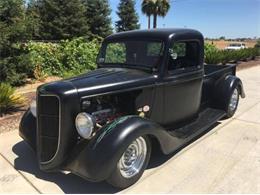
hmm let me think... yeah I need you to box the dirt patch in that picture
[205,40,257,50]
[237,57,260,71]
[16,76,61,94]
[1,76,61,134]
[0,92,36,134]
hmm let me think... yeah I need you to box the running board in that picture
[168,108,226,139]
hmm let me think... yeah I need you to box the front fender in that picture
[19,109,37,151]
[66,116,180,182]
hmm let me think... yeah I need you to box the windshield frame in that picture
[97,38,166,71]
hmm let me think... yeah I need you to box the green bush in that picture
[1,38,101,86]
[26,38,100,78]
[59,38,99,76]
[205,43,259,64]
[0,44,33,86]
[204,43,221,64]
[0,83,25,116]
[0,51,33,86]
[26,41,63,76]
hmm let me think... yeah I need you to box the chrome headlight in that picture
[30,99,37,117]
[75,112,94,139]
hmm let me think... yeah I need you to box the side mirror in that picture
[169,49,178,60]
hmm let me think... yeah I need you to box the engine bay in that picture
[82,92,138,128]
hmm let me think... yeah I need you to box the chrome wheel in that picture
[229,88,239,112]
[118,137,147,178]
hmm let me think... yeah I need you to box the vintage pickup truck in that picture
[20,28,245,189]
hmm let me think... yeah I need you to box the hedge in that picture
[0,38,100,86]
[205,43,260,64]
[26,38,100,78]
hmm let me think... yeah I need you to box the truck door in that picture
[162,40,203,126]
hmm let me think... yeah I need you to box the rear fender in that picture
[215,75,245,110]
[66,116,179,182]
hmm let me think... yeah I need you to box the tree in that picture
[82,0,112,39]
[152,0,170,28]
[0,0,27,57]
[116,0,140,32]
[39,0,90,40]
[141,0,154,29]
[25,0,41,40]
[0,0,33,86]
[141,0,170,29]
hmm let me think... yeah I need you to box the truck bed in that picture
[204,64,237,78]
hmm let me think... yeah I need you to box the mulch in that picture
[0,58,259,134]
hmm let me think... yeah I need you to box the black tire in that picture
[106,135,151,189]
[226,87,240,118]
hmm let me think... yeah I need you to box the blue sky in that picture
[110,0,260,38]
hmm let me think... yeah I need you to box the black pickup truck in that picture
[20,28,245,189]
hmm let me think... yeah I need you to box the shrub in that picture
[0,44,33,86]
[205,43,260,64]
[1,38,101,86]
[204,43,222,64]
[0,83,25,116]
[26,41,63,76]
[26,38,100,78]
[59,38,99,76]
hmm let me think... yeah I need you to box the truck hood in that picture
[64,68,157,97]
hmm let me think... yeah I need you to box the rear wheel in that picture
[226,87,239,118]
[106,136,151,189]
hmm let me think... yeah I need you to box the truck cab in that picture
[19,28,245,189]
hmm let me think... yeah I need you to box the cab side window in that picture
[168,41,200,72]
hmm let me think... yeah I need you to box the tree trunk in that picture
[153,14,157,28]
[148,15,150,29]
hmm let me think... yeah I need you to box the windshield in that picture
[98,40,164,70]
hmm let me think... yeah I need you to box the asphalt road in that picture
[0,66,260,193]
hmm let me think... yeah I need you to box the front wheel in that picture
[106,136,151,189]
[226,87,240,118]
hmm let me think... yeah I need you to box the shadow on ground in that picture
[12,141,118,194]
[12,121,221,193]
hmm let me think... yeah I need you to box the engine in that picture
[85,96,123,126]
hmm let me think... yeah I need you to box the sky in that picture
[110,0,260,39]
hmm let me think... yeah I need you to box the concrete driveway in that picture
[1,66,260,193]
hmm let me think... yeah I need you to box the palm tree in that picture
[153,0,170,28]
[141,0,154,29]
[141,0,170,29]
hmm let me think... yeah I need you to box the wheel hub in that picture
[229,88,239,112]
[118,137,147,178]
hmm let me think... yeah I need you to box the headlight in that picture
[30,100,37,117]
[75,112,95,139]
